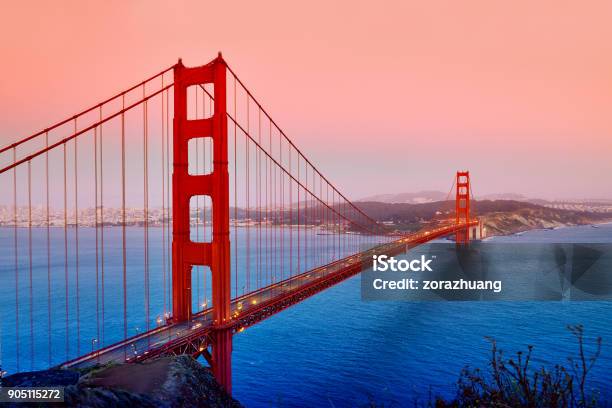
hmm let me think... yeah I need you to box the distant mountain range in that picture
[358,190,448,204]
[358,190,534,204]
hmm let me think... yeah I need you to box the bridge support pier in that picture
[212,328,233,394]
[173,54,233,393]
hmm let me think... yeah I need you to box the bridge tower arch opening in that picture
[172,54,232,393]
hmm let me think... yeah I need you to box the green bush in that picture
[437,325,602,408]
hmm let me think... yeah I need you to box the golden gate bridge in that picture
[0,54,479,393]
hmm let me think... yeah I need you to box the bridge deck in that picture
[62,222,476,370]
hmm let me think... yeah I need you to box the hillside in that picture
[355,200,611,235]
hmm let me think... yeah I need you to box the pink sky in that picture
[1,0,611,200]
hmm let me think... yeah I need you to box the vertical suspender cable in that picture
[305,163,308,273]
[195,89,200,310]
[274,128,278,285]
[343,201,346,257]
[27,160,33,370]
[207,95,212,305]
[74,118,80,356]
[268,120,271,285]
[94,122,100,358]
[246,96,250,293]
[204,90,208,305]
[255,109,259,290]
[326,183,330,263]
[121,94,127,357]
[100,106,105,345]
[205,89,209,305]
[272,126,276,285]
[288,146,292,278]
[144,85,150,340]
[297,155,300,276]
[280,131,284,283]
[258,109,261,290]
[63,143,68,361]
[264,115,267,286]
[46,132,52,367]
[161,80,167,318]
[202,90,206,306]
[233,77,238,299]
[13,148,20,372]
[166,87,171,311]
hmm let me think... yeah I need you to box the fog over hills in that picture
[357,190,448,204]
[358,190,534,204]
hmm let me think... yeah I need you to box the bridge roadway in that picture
[62,221,477,370]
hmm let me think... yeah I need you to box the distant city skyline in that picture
[3,186,612,227]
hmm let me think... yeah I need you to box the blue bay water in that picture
[0,226,379,372]
[231,225,612,407]
[1,224,611,406]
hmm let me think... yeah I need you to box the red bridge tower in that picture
[172,54,232,393]
[455,171,471,244]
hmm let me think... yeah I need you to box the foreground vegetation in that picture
[434,325,603,407]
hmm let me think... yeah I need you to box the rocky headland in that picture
[1,356,243,408]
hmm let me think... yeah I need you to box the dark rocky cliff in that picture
[2,355,243,407]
